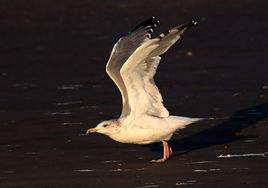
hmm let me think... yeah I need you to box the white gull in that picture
[86,17,202,162]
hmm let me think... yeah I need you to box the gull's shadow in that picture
[146,103,268,156]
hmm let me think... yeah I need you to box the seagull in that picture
[86,17,202,162]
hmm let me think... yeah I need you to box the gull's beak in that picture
[86,128,97,134]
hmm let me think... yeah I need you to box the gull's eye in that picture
[103,124,108,128]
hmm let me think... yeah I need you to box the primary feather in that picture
[106,17,196,119]
[106,17,159,118]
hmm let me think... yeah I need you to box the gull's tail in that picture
[189,117,231,122]
[190,117,204,123]
[171,116,233,131]
[168,116,203,130]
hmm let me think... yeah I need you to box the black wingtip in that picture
[130,16,159,34]
[159,20,197,39]
[178,20,197,31]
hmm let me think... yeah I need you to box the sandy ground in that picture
[0,0,268,187]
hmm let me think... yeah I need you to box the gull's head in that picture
[86,119,120,136]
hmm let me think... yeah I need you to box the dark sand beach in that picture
[0,0,268,187]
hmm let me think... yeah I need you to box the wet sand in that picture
[1,0,268,187]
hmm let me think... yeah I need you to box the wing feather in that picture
[105,17,159,117]
[120,21,197,118]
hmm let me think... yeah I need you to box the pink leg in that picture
[169,145,173,156]
[163,141,168,159]
[151,141,172,163]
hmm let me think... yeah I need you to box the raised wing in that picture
[106,17,159,118]
[120,21,197,118]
